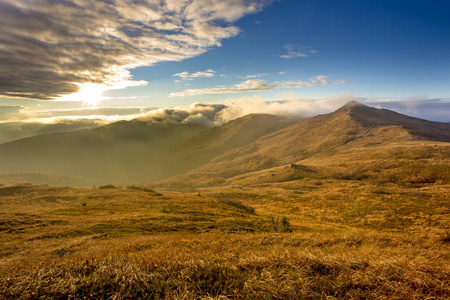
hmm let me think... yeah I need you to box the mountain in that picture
[0,101,448,187]
[0,114,294,184]
[153,101,450,188]
[0,121,102,145]
[145,114,295,181]
[0,119,209,184]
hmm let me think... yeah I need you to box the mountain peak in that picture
[343,100,366,108]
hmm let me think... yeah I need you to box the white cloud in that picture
[242,73,270,79]
[0,0,273,100]
[173,69,216,81]
[280,45,318,59]
[215,93,356,123]
[169,75,348,97]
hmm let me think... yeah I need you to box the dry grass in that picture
[1,179,450,299]
[1,232,449,299]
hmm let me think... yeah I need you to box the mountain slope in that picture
[155,101,450,187]
[0,120,208,184]
[0,114,295,184]
[145,114,295,181]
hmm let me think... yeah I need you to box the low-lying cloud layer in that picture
[0,0,272,100]
[1,96,448,144]
[169,75,348,97]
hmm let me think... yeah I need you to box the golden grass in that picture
[1,232,449,299]
[1,179,450,299]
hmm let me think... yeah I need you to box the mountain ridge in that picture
[0,101,449,186]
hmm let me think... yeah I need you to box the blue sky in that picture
[0,0,449,123]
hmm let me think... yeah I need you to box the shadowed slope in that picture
[144,114,295,181]
[0,120,208,184]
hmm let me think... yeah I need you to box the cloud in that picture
[242,73,270,79]
[0,106,28,121]
[0,0,272,100]
[169,75,348,97]
[139,103,227,127]
[215,93,356,123]
[366,97,450,122]
[174,69,216,81]
[280,45,318,59]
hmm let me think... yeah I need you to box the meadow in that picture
[1,177,449,299]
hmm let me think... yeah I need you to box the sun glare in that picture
[75,83,108,106]
[57,83,108,106]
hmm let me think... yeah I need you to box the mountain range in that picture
[0,101,449,187]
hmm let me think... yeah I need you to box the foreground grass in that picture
[1,232,449,299]
[1,183,449,299]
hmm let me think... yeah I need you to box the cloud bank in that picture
[0,0,272,100]
[169,75,348,97]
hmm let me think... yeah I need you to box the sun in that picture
[74,83,108,106]
[56,83,108,106]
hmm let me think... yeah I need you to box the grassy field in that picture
[1,178,449,299]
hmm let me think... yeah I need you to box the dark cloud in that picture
[0,0,272,100]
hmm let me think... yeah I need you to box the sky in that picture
[0,0,449,128]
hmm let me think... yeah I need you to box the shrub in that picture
[99,184,118,190]
[217,198,255,214]
[127,185,162,196]
[280,216,293,232]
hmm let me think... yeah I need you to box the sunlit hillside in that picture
[150,102,450,189]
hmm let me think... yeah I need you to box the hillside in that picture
[0,120,209,184]
[0,114,294,185]
[145,114,295,181]
[154,101,450,188]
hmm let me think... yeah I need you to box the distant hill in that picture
[0,102,449,187]
[0,172,91,187]
[0,121,103,145]
[0,119,209,184]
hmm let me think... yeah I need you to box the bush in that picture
[280,216,292,232]
[127,185,162,196]
[99,184,118,189]
[217,198,255,214]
